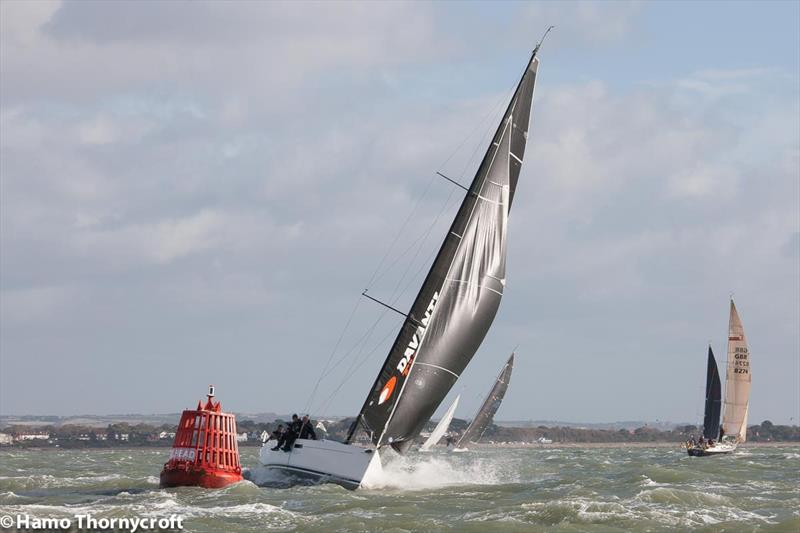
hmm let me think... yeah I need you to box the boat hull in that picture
[252,439,381,490]
[686,442,737,457]
[159,466,242,488]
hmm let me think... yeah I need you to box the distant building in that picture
[159,431,176,440]
[236,432,248,442]
[0,433,12,445]
[114,433,129,441]
[15,432,50,441]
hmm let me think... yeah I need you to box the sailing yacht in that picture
[453,352,514,452]
[687,299,752,457]
[252,37,547,489]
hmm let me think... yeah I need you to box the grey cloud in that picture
[1,2,797,425]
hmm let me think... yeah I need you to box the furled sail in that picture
[703,346,722,440]
[722,299,751,442]
[455,352,514,448]
[347,47,540,453]
[420,395,459,451]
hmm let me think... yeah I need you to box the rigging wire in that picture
[374,77,518,305]
[373,78,517,301]
[302,295,362,415]
[305,68,523,417]
[317,316,403,416]
[312,184,463,416]
[366,79,517,291]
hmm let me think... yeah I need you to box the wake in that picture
[361,452,511,491]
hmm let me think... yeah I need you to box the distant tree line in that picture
[1,419,796,448]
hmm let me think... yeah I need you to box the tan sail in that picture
[722,299,751,442]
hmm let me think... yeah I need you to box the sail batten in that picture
[722,299,751,442]
[456,353,515,448]
[347,50,540,451]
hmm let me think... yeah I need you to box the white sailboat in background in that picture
[687,299,752,456]
[722,298,752,445]
[420,395,459,452]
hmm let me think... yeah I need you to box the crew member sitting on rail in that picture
[280,414,302,451]
[299,415,317,440]
[267,424,285,450]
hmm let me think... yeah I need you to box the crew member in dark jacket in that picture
[299,415,317,440]
[268,424,285,450]
[281,414,302,451]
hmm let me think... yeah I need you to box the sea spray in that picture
[361,450,511,490]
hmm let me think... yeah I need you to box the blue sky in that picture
[1,1,798,425]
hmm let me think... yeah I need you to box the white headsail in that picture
[722,299,751,442]
[420,395,460,451]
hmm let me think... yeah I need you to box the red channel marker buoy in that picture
[159,385,243,488]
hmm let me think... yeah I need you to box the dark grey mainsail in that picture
[455,352,514,448]
[346,45,542,454]
[703,346,722,440]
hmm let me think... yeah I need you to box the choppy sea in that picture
[1,445,798,532]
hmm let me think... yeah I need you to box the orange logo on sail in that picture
[378,376,397,405]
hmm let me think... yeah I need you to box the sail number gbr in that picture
[733,347,750,374]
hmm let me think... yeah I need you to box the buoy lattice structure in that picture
[159,385,244,488]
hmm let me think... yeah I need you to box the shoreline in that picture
[459,441,798,449]
[1,441,797,452]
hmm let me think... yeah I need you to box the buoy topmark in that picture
[159,385,244,489]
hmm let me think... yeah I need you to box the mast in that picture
[455,352,515,448]
[702,346,722,440]
[346,42,542,451]
[722,299,751,441]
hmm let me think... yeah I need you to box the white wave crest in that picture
[361,454,508,491]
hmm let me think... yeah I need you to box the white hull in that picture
[252,439,381,490]
[687,441,738,457]
[452,447,469,453]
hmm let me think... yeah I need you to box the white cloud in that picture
[668,163,738,198]
[73,113,157,146]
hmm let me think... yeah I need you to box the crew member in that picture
[268,424,285,450]
[299,415,317,440]
[281,414,302,451]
